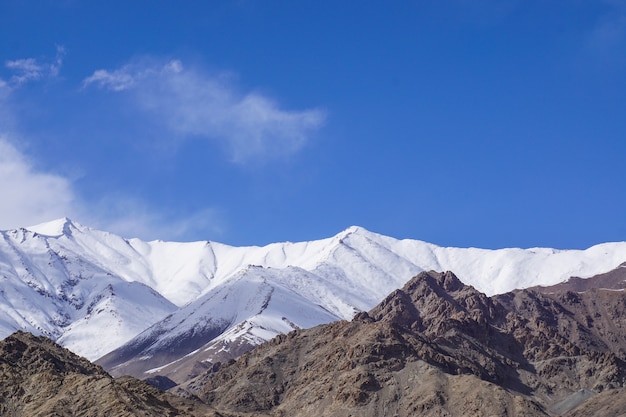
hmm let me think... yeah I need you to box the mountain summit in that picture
[27,216,81,237]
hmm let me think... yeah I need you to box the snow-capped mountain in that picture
[0,221,178,360]
[1,218,625,376]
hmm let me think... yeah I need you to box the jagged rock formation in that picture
[0,331,213,416]
[178,269,626,417]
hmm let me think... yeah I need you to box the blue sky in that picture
[0,1,625,249]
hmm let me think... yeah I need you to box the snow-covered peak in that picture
[333,225,387,241]
[26,217,83,237]
[337,225,364,237]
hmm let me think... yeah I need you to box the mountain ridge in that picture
[1,217,625,375]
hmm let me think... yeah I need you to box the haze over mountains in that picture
[1,218,625,383]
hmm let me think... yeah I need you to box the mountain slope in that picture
[183,270,626,417]
[0,331,214,416]
[97,266,341,382]
[0,222,178,359]
[1,217,625,367]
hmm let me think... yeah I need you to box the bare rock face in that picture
[181,269,626,417]
[0,331,213,416]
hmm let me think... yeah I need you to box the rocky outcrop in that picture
[0,331,214,416]
[180,270,626,417]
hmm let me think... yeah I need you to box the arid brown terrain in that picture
[0,331,214,416]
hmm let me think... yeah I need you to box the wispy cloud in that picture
[0,135,222,241]
[2,45,66,88]
[0,137,76,229]
[82,58,327,162]
[49,45,66,77]
[5,58,44,85]
[0,48,75,228]
[81,57,172,91]
[0,50,224,241]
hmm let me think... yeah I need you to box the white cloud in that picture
[82,58,326,162]
[50,45,66,77]
[0,137,76,229]
[5,58,44,85]
[81,58,185,92]
[0,136,221,241]
[0,51,224,241]
[2,45,66,88]
[82,68,134,91]
[0,53,75,229]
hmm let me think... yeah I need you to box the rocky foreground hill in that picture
[0,331,214,416]
[180,268,626,416]
[3,267,626,416]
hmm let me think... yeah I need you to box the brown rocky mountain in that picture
[0,331,215,416]
[4,268,626,416]
[177,269,626,417]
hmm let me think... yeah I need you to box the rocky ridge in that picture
[0,331,213,416]
[179,269,626,416]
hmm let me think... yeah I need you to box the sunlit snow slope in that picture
[0,218,625,366]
